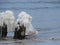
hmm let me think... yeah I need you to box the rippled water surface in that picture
[0,28,60,45]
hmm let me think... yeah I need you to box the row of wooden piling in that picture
[0,22,26,40]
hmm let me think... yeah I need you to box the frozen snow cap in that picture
[18,11,32,21]
[5,10,15,19]
[19,11,27,16]
[21,11,26,13]
[18,11,27,18]
[5,10,13,16]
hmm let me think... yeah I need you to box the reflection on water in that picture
[0,28,60,45]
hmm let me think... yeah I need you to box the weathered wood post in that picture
[13,22,26,40]
[2,23,7,38]
[0,26,1,39]
[18,24,26,40]
[13,27,18,39]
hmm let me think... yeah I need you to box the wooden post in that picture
[0,26,2,39]
[2,23,7,38]
[13,23,26,40]
[13,27,18,39]
[18,25,26,40]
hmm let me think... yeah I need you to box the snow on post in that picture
[17,11,38,36]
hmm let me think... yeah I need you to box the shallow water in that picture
[0,28,60,45]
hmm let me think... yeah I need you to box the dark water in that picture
[0,0,60,45]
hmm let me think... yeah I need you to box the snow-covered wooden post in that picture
[5,10,15,32]
[17,11,38,36]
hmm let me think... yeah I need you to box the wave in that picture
[35,26,60,31]
[0,7,60,10]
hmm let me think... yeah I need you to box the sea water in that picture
[0,0,60,45]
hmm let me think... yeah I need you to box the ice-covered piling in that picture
[4,10,15,32]
[17,11,38,36]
